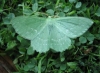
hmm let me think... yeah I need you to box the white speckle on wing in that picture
[51,39,55,41]
[82,31,85,33]
[70,28,73,30]
[58,39,61,41]
[66,30,69,32]
[35,30,37,32]
[84,29,87,31]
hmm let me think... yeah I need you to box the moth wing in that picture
[55,17,93,38]
[11,16,46,40]
[50,25,71,52]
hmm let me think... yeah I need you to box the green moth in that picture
[11,16,93,53]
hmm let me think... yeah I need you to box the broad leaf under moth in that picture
[11,16,93,53]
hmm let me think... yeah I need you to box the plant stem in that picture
[55,0,60,8]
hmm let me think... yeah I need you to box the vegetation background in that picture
[0,0,100,73]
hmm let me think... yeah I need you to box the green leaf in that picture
[58,12,65,17]
[23,9,33,15]
[64,6,71,12]
[17,35,23,42]
[75,2,82,8]
[60,64,66,70]
[60,52,65,62]
[13,58,18,64]
[6,41,17,51]
[18,47,26,54]
[46,9,54,15]
[32,2,38,12]
[3,13,15,24]
[86,33,95,42]
[84,32,95,42]
[23,65,30,71]
[69,0,77,3]
[0,0,5,13]
[27,46,35,55]
[11,16,93,53]
[79,36,87,44]
[67,62,77,69]
[95,7,100,17]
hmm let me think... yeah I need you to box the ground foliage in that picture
[0,0,100,73]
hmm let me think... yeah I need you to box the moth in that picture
[11,16,93,53]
